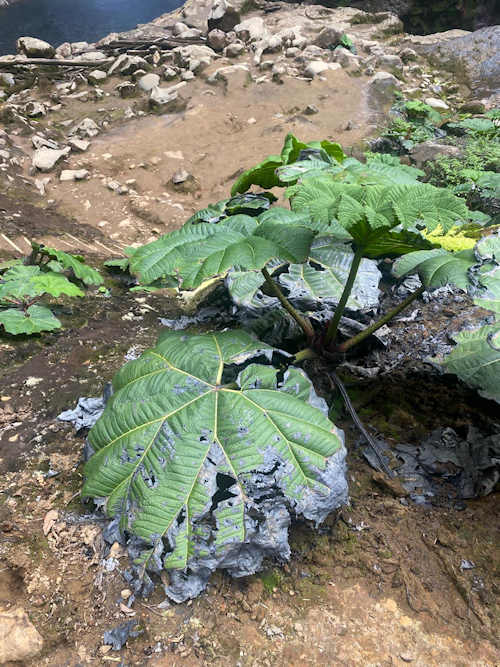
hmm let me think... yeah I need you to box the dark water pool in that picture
[0,0,183,56]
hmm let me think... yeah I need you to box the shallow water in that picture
[0,0,183,56]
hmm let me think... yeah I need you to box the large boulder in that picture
[16,36,55,58]
[416,26,500,95]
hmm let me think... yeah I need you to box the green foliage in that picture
[231,133,345,195]
[32,243,103,286]
[0,245,101,336]
[83,330,344,569]
[129,210,316,288]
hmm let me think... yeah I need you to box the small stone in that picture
[181,70,195,81]
[137,73,160,92]
[107,180,121,192]
[0,73,15,87]
[304,61,329,78]
[68,138,90,153]
[459,100,485,114]
[304,104,319,115]
[149,85,187,112]
[207,29,227,52]
[99,645,112,655]
[60,169,90,182]
[116,82,136,98]
[87,69,107,85]
[424,97,449,110]
[399,653,415,663]
[224,42,245,58]
[24,101,46,117]
[314,27,342,50]
[70,117,99,138]
[162,66,178,81]
[121,589,132,599]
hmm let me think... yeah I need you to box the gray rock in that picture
[399,47,418,63]
[224,41,245,58]
[208,0,241,33]
[422,26,500,95]
[424,96,449,110]
[304,61,330,78]
[234,17,268,43]
[32,146,70,172]
[376,54,403,75]
[181,70,195,82]
[137,73,160,92]
[24,101,46,117]
[55,42,72,59]
[172,22,189,36]
[70,117,100,138]
[162,66,178,81]
[149,84,187,113]
[116,82,136,98]
[70,41,89,54]
[207,29,227,52]
[173,45,217,70]
[410,141,463,168]
[0,608,44,663]
[304,104,319,115]
[87,69,107,85]
[68,138,90,152]
[0,73,15,87]
[17,36,55,58]
[108,54,149,76]
[368,71,401,107]
[60,169,90,182]
[313,27,342,50]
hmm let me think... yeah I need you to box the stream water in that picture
[0,0,183,56]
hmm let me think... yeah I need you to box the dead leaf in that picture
[119,603,136,617]
[42,509,59,536]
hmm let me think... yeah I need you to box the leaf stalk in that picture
[324,246,363,348]
[261,267,314,340]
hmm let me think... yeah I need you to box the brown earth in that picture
[0,14,499,666]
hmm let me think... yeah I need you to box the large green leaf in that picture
[231,156,284,196]
[0,305,61,334]
[83,330,345,573]
[393,249,476,289]
[0,264,84,301]
[441,323,500,403]
[130,213,316,288]
[279,239,381,311]
[36,246,103,286]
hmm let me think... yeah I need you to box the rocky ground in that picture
[0,1,499,665]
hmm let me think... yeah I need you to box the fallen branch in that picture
[0,58,114,68]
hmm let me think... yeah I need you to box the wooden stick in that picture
[0,58,114,68]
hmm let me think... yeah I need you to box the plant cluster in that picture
[83,134,499,599]
[0,243,102,335]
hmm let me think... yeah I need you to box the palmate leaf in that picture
[82,330,345,573]
[0,264,84,301]
[441,323,500,404]
[0,305,61,334]
[279,239,381,311]
[129,211,316,288]
[36,246,103,286]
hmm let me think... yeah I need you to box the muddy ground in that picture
[0,21,499,666]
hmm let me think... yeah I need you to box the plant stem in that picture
[293,347,318,363]
[324,246,363,348]
[337,286,425,353]
[261,267,314,339]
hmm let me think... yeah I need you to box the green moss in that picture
[260,569,284,593]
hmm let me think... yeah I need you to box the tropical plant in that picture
[0,243,102,335]
[84,134,499,601]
